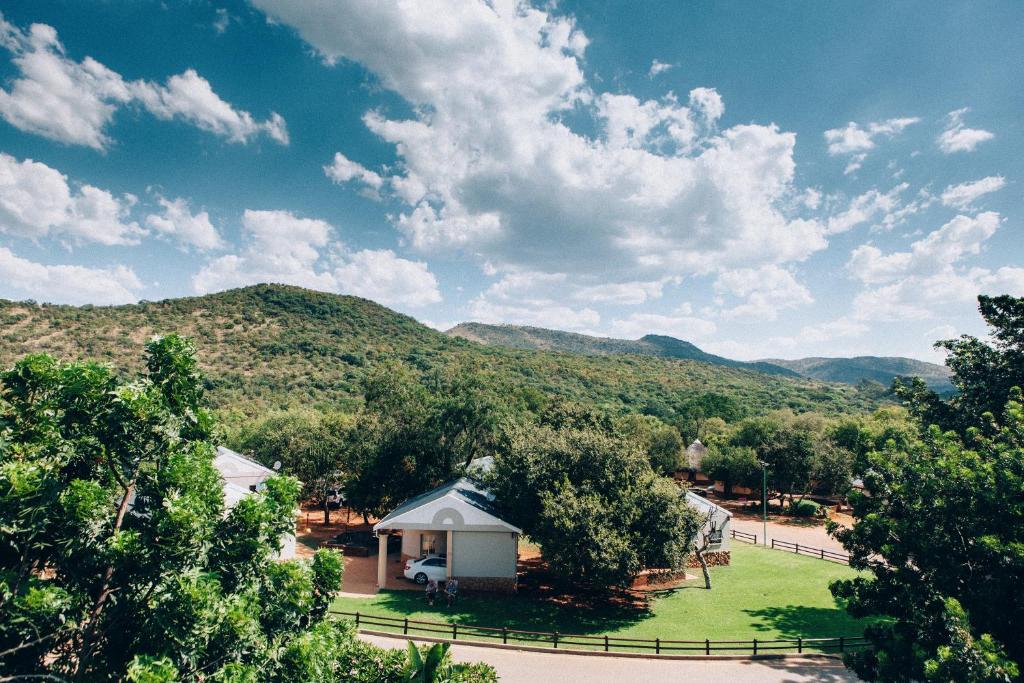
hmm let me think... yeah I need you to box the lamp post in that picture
[759,461,769,546]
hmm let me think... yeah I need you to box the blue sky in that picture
[0,0,1021,362]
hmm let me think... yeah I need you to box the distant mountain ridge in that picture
[446,322,953,391]
[760,356,953,393]
[446,323,799,377]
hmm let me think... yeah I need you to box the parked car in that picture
[324,487,345,509]
[404,555,448,584]
[322,531,399,557]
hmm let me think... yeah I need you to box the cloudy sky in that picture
[0,1,1021,361]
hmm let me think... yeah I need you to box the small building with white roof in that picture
[372,474,521,592]
[214,446,297,560]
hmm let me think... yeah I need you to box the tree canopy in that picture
[831,295,1024,682]
[0,336,495,682]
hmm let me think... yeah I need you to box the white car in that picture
[404,555,448,584]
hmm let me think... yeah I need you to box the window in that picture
[424,559,445,567]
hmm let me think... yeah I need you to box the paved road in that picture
[361,633,862,682]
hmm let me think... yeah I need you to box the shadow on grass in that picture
[743,605,864,638]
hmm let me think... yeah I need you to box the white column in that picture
[376,532,388,589]
[446,530,453,579]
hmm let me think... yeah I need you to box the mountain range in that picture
[446,323,954,392]
[0,285,885,423]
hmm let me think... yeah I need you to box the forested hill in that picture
[448,322,951,391]
[0,284,883,421]
[761,356,954,393]
[447,323,798,377]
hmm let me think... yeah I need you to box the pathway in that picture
[360,633,862,682]
[724,503,851,553]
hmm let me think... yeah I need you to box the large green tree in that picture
[0,336,494,682]
[483,415,700,588]
[830,295,1024,682]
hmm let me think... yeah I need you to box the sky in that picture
[0,1,1021,362]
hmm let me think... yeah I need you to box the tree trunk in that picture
[323,495,331,525]
[695,547,711,589]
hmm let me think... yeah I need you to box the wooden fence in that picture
[770,538,851,564]
[729,529,852,565]
[333,611,869,656]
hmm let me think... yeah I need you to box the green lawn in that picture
[332,544,867,652]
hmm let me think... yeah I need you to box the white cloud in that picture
[572,279,672,305]
[0,152,142,245]
[826,184,908,235]
[333,248,441,306]
[607,310,717,340]
[253,0,827,289]
[213,8,231,34]
[0,246,141,304]
[848,212,1009,321]
[192,209,441,307]
[144,196,224,251]
[940,176,1005,210]
[823,117,918,174]
[713,265,813,321]
[936,108,993,154]
[466,271,599,330]
[0,15,287,149]
[323,152,384,191]
[648,59,674,78]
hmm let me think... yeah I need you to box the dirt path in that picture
[361,633,862,682]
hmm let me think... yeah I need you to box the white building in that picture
[214,446,297,560]
[373,476,521,592]
[684,490,732,552]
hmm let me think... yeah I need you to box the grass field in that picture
[332,544,867,651]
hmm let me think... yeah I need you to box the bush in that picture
[789,499,821,517]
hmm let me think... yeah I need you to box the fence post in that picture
[840,636,845,653]
[452,623,457,640]
[604,635,609,652]
[705,638,710,656]
[798,636,802,654]
[355,612,360,628]
[553,631,559,649]
[753,638,758,655]
[821,548,825,560]
[403,618,408,635]
[502,626,508,645]
[771,539,775,549]
[655,637,660,655]
[795,543,800,555]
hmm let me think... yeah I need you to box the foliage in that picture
[483,418,700,587]
[700,444,761,496]
[0,336,494,682]
[788,499,821,517]
[232,409,352,521]
[0,284,885,425]
[343,364,504,519]
[830,295,1024,682]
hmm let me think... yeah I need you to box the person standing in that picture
[425,578,438,606]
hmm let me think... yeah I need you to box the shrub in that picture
[789,499,821,517]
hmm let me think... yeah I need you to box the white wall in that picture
[451,531,517,578]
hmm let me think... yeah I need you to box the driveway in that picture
[724,503,850,553]
[360,633,862,682]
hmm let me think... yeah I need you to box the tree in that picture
[483,421,700,588]
[699,444,760,497]
[0,336,495,681]
[691,509,716,590]
[233,409,351,523]
[830,296,1024,682]
[344,363,505,520]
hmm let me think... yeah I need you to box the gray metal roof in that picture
[373,476,521,533]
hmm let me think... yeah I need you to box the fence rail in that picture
[730,529,758,544]
[770,538,851,564]
[332,610,868,656]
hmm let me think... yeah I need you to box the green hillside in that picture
[448,323,798,376]
[0,284,882,422]
[762,356,953,393]
[448,321,951,391]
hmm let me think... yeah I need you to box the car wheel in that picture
[414,572,428,585]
